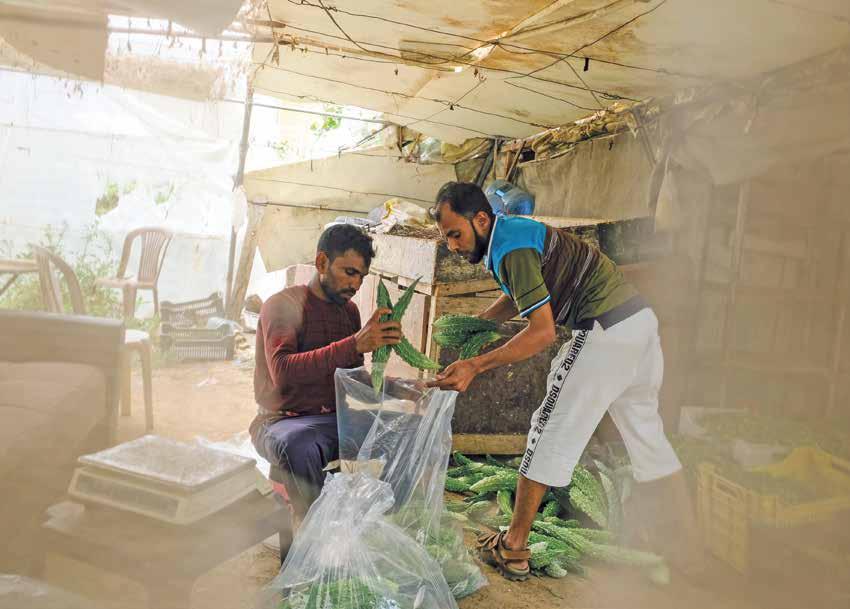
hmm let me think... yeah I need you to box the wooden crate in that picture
[440,321,573,454]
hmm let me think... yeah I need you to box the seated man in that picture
[250,224,401,541]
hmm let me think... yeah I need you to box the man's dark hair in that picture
[317,224,376,266]
[431,181,494,223]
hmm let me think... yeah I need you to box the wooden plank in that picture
[720,183,749,409]
[435,294,499,318]
[742,234,808,260]
[436,278,499,296]
[444,322,572,436]
[452,434,526,455]
[827,233,849,415]
[226,203,264,320]
[370,233,441,284]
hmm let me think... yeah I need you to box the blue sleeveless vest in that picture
[484,216,547,296]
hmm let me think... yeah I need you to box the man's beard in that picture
[320,278,354,305]
[465,226,489,264]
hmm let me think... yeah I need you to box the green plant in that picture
[310,105,343,137]
[0,222,120,317]
[154,182,176,205]
[95,181,120,216]
[271,140,290,159]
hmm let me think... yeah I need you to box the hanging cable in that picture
[253,84,503,138]
[516,0,670,80]
[503,81,597,112]
[278,0,700,78]
[253,63,554,129]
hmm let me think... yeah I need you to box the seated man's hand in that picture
[355,308,402,354]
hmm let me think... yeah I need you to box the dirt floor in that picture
[36,343,822,609]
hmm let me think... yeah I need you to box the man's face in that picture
[435,203,491,265]
[316,248,368,304]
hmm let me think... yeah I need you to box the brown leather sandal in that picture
[476,530,532,582]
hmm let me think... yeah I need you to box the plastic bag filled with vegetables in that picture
[332,367,487,599]
[257,473,457,609]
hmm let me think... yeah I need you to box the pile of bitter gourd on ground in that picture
[444,452,671,582]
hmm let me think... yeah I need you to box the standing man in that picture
[428,182,700,581]
[251,224,401,535]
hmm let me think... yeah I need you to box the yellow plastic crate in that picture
[697,447,850,573]
[697,464,750,573]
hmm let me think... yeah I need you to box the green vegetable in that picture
[544,562,568,578]
[573,528,615,544]
[452,452,474,466]
[433,315,499,352]
[529,541,567,569]
[445,477,471,493]
[476,513,511,529]
[541,500,560,519]
[282,578,388,609]
[433,314,498,333]
[469,470,519,494]
[371,280,393,396]
[496,490,513,516]
[464,500,491,519]
[390,278,419,322]
[459,330,502,360]
[582,542,665,567]
[569,486,607,528]
[393,337,441,370]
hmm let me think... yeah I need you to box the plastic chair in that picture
[96,227,173,320]
[32,245,154,432]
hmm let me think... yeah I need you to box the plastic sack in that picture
[335,368,486,599]
[195,431,271,480]
[375,198,433,234]
[257,473,457,609]
[484,179,535,216]
[258,367,486,607]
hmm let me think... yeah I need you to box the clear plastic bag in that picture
[258,473,456,609]
[258,367,486,607]
[336,368,486,599]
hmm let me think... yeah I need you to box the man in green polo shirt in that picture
[428,181,701,582]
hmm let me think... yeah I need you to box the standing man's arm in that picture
[428,304,555,391]
[479,294,518,323]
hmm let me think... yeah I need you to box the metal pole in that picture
[225,85,254,316]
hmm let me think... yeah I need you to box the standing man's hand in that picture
[355,308,402,353]
[427,359,480,392]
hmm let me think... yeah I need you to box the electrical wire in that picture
[222,98,390,124]
[252,84,502,137]
[503,81,597,112]
[517,0,670,80]
[258,21,639,99]
[247,177,434,204]
[402,79,484,132]
[253,62,554,129]
[280,0,701,78]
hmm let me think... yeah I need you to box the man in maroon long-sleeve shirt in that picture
[250,224,401,532]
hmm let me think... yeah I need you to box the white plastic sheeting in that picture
[0,69,244,313]
[245,150,456,272]
[254,0,850,143]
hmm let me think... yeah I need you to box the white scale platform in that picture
[68,435,259,525]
